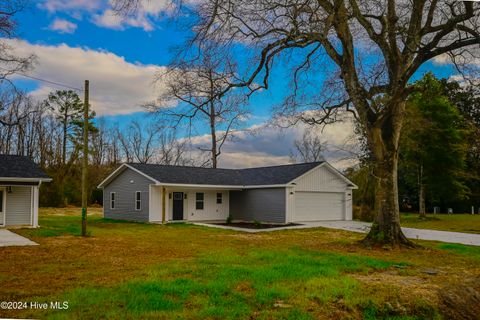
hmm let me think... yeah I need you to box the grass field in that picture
[1,208,480,319]
[400,213,480,234]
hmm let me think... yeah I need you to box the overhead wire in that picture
[0,66,84,91]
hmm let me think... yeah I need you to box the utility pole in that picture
[81,80,89,237]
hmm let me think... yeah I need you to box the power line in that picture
[0,66,84,91]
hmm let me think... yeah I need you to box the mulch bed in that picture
[213,222,302,230]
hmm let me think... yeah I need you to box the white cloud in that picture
[39,0,102,14]
[92,9,155,31]
[188,116,360,170]
[6,39,167,116]
[48,18,78,34]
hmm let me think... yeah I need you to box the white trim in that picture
[290,162,358,189]
[0,187,5,227]
[135,191,141,211]
[159,182,244,189]
[33,184,40,227]
[0,177,52,183]
[110,192,116,210]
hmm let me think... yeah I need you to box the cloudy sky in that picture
[9,0,458,169]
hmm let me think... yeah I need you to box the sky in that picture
[8,0,460,169]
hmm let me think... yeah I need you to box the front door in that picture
[172,192,184,221]
[0,188,5,226]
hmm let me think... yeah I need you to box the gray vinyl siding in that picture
[103,168,153,222]
[5,186,32,226]
[229,188,286,223]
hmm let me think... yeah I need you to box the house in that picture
[98,161,357,224]
[0,155,51,227]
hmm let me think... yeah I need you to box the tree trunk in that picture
[418,164,426,219]
[62,110,67,165]
[209,102,217,168]
[363,103,415,248]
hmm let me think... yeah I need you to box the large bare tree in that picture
[116,0,480,247]
[149,55,248,168]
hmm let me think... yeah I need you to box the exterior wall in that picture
[229,188,286,224]
[293,165,347,192]
[163,188,230,221]
[103,167,153,222]
[5,186,32,226]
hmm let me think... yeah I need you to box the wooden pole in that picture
[81,80,89,237]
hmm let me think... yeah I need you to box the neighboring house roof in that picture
[98,161,357,189]
[0,154,51,181]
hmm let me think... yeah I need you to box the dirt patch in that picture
[439,276,480,320]
[213,222,302,229]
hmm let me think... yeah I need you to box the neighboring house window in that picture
[196,193,204,210]
[110,192,115,209]
[216,193,222,204]
[135,191,141,211]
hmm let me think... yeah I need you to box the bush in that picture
[226,215,233,224]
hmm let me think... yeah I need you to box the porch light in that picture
[169,193,172,199]
[6,186,12,193]
[184,194,187,199]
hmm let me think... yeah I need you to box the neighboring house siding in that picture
[5,186,32,226]
[103,168,153,222]
[229,188,286,223]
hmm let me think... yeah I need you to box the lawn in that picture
[400,213,480,234]
[1,208,480,319]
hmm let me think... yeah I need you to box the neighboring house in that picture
[0,155,51,227]
[98,162,357,224]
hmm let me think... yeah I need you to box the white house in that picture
[98,161,357,224]
[0,155,51,228]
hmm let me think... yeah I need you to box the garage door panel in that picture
[295,192,344,221]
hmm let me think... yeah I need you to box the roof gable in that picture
[0,155,50,180]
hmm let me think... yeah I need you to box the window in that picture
[135,191,141,211]
[0,190,3,213]
[196,192,204,210]
[110,192,115,210]
[216,192,222,204]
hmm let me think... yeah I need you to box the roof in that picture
[100,162,328,188]
[0,155,51,180]
[128,162,323,186]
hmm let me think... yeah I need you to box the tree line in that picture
[348,74,480,218]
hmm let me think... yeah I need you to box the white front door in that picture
[0,187,5,226]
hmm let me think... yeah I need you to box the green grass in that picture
[400,213,480,234]
[2,208,478,319]
[436,243,480,260]
[33,248,399,319]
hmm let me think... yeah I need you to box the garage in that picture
[294,192,345,221]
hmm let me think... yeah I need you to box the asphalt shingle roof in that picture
[127,162,323,186]
[0,155,50,179]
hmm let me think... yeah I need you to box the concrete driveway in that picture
[310,221,480,246]
[0,229,38,247]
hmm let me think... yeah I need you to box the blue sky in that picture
[7,0,459,168]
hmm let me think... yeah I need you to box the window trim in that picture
[110,192,116,210]
[195,192,204,210]
[216,192,222,204]
[135,191,141,211]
